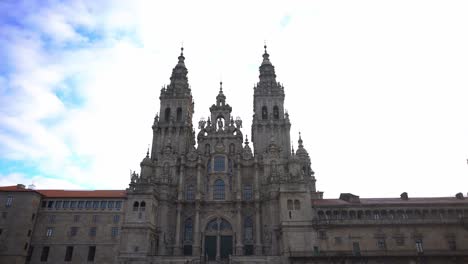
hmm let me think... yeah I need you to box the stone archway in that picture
[204,217,233,260]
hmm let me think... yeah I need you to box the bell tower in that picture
[251,45,291,158]
[151,47,195,158]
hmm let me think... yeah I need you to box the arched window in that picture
[294,200,300,210]
[244,216,253,243]
[213,156,225,172]
[184,218,193,242]
[273,106,279,120]
[176,107,182,121]
[133,201,139,211]
[140,201,146,211]
[220,219,232,230]
[262,106,268,120]
[186,185,195,201]
[213,179,225,200]
[287,199,293,210]
[164,107,171,122]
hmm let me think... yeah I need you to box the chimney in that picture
[339,193,360,203]
[455,192,464,199]
[400,192,409,200]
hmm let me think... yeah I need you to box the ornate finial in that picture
[180,46,184,56]
[264,40,267,53]
[220,81,223,92]
[146,145,150,158]
[291,142,295,155]
[245,134,249,145]
[298,132,303,147]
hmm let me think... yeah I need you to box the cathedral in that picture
[1,47,467,264]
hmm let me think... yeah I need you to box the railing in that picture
[312,217,465,226]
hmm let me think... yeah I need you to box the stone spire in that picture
[167,47,190,93]
[216,81,226,106]
[296,132,309,158]
[259,44,277,84]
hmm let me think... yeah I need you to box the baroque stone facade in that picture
[1,47,468,264]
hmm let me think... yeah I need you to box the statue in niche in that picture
[163,163,170,176]
[198,119,206,129]
[217,118,224,131]
[235,117,242,129]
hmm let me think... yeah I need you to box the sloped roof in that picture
[0,185,126,198]
[312,197,468,207]
[37,189,126,198]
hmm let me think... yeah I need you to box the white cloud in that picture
[1,0,468,197]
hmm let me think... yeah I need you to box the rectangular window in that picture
[46,227,53,237]
[41,201,47,208]
[107,201,114,209]
[77,201,84,209]
[377,239,386,250]
[100,201,106,209]
[111,227,119,237]
[416,239,424,253]
[115,201,122,210]
[313,246,320,255]
[6,196,13,207]
[352,242,361,256]
[243,185,253,201]
[93,201,99,209]
[55,200,62,209]
[49,215,56,223]
[0,228,3,235]
[70,227,78,237]
[65,246,73,261]
[85,201,92,209]
[213,156,225,172]
[40,246,49,262]
[113,215,120,223]
[87,246,96,262]
[70,201,77,209]
[89,227,97,237]
[27,229,32,236]
[63,200,70,209]
[47,201,54,208]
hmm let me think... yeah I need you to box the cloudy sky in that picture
[1,0,467,198]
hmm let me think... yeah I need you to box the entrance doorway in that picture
[204,218,233,260]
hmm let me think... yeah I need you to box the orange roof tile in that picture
[0,185,36,192]
[0,185,126,198]
[37,189,126,198]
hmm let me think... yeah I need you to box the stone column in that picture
[196,156,202,199]
[174,203,182,255]
[158,199,168,255]
[174,158,185,255]
[236,156,242,200]
[254,202,262,255]
[216,227,221,260]
[193,202,201,256]
[254,157,260,200]
[235,203,243,255]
